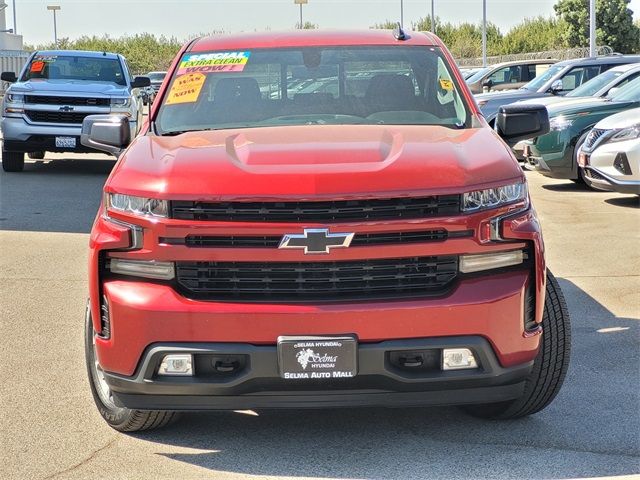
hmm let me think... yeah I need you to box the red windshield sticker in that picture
[177,52,250,75]
[30,61,46,73]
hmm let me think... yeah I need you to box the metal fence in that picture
[457,46,615,67]
[0,50,29,94]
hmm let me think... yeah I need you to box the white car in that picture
[578,107,640,194]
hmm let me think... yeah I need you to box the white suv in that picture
[578,107,640,194]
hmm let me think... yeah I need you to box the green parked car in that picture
[524,76,640,182]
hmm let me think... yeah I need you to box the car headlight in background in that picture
[110,97,131,107]
[607,125,640,143]
[462,182,527,212]
[549,115,573,131]
[107,193,168,218]
[6,93,24,103]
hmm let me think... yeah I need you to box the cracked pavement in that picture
[1,154,639,480]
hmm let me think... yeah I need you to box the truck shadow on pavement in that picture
[0,158,114,233]
[605,196,640,209]
[134,278,639,480]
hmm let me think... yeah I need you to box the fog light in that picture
[158,354,193,376]
[442,348,478,371]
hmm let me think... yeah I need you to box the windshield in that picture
[22,54,126,85]
[155,46,470,135]
[610,76,640,102]
[567,70,622,97]
[148,72,166,81]
[465,67,490,84]
[522,64,564,91]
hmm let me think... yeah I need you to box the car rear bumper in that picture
[105,336,532,410]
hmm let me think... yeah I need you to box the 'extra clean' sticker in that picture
[439,78,454,91]
[177,52,251,75]
[166,73,206,105]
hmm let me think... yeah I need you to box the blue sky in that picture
[13,0,640,46]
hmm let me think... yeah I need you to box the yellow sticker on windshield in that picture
[439,78,454,91]
[166,73,205,105]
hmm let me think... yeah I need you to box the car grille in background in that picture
[25,95,110,107]
[175,256,458,302]
[25,110,93,124]
[584,128,608,150]
[161,229,474,248]
[170,196,461,222]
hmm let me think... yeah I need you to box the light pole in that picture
[12,0,16,34]
[482,0,487,67]
[294,0,308,29]
[589,0,596,57]
[47,5,60,47]
[431,0,435,33]
[400,0,404,28]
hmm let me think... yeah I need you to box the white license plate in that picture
[55,136,76,148]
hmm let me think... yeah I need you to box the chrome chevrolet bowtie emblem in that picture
[59,105,74,112]
[279,228,354,254]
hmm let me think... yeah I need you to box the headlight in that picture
[111,97,131,107]
[549,115,573,131]
[462,182,527,212]
[607,125,640,143]
[6,93,24,103]
[107,193,168,217]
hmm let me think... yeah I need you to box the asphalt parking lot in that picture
[1,153,639,480]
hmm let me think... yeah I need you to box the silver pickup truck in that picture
[1,50,150,172]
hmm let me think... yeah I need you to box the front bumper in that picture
[1,116,136,153]
[105,336,532,410]
[580,140,640,194]
[526,131,576,180]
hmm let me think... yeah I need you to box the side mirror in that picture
[606,87,619,98]
[1,71,17,83]
[131,76,151,88]
[495,104,549,147]
[482,79,493,88]
[550,79,563,94]
[81,115,131,156]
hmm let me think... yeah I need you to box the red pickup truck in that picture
[81,29,570,432]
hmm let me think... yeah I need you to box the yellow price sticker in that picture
[166,73,206,105]
[439,78,454,91]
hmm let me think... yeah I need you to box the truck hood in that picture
[475,89,542,103]
[546,97,623,117]
[107,125,523,200]
[9,79,129,97]
[594,107,640,129]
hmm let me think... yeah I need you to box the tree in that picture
[296,21,318,29]
[371,20,400,30]
[499,16,567,54]
[554,0,640,53]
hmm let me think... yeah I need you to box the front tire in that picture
[462,271,571,419]
[2,150,25,172]
[84,303,178,432]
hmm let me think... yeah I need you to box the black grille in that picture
[26,110,93,124]
[25,95,110,107]
[162,229,474,248]
[171,196,461,222]
[175,256,458,302]
[584,128,608,150]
